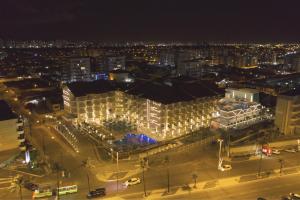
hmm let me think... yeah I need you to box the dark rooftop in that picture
[281,87,300,97]
[66,80,117,97]
[0,100,17,121]
[66,79,224,104]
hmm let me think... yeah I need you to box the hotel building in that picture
[63,79,223,140]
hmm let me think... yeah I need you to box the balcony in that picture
[17,118,23,127]
[17,134,25,142]
[19,142,26,151]
[17,127,24,134]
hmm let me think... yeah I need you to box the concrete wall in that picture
[0,119,19,152]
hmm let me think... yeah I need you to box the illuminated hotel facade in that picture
[212,88,262,130]
[63,80,223,140]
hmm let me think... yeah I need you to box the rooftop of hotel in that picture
[0,100,17,121]
[218,98,260,112]
[66,79,224,104]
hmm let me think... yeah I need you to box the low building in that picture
[63,79,223,140]
[212,88,262,129]
[275,88,300,135]
[0,100,24,152]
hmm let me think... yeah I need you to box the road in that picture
[119,143,300,196]
[161,173,300,200]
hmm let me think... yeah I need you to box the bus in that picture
[56,185,78,195]
[32,187,52,199]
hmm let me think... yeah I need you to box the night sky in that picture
[1,0,300,42]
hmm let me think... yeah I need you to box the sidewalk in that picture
[104,165,300,200]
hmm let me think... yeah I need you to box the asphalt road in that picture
[162,173,300,200]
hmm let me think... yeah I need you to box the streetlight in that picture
[217,139,223,170]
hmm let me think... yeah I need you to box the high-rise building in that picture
[105,56,126,71]
[0,100,24,152]
[292,54,300,72]
[62,57,92,83]
[159,51,175,67]
[275,88,300,135]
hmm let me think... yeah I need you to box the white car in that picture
[272,149,281,155]
[123,178,141,187]
[285,149,297,153]
[219,164,232,171]
[289,193,300,199]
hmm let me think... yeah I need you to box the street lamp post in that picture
[217,139,223,170]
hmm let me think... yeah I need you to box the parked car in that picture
[220,164,232,171]
[86,188,106,199]
[272,149,281,155]
[23,181,39,191]
[123,178,141,187]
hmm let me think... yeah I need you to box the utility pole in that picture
[141,158,147,197]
